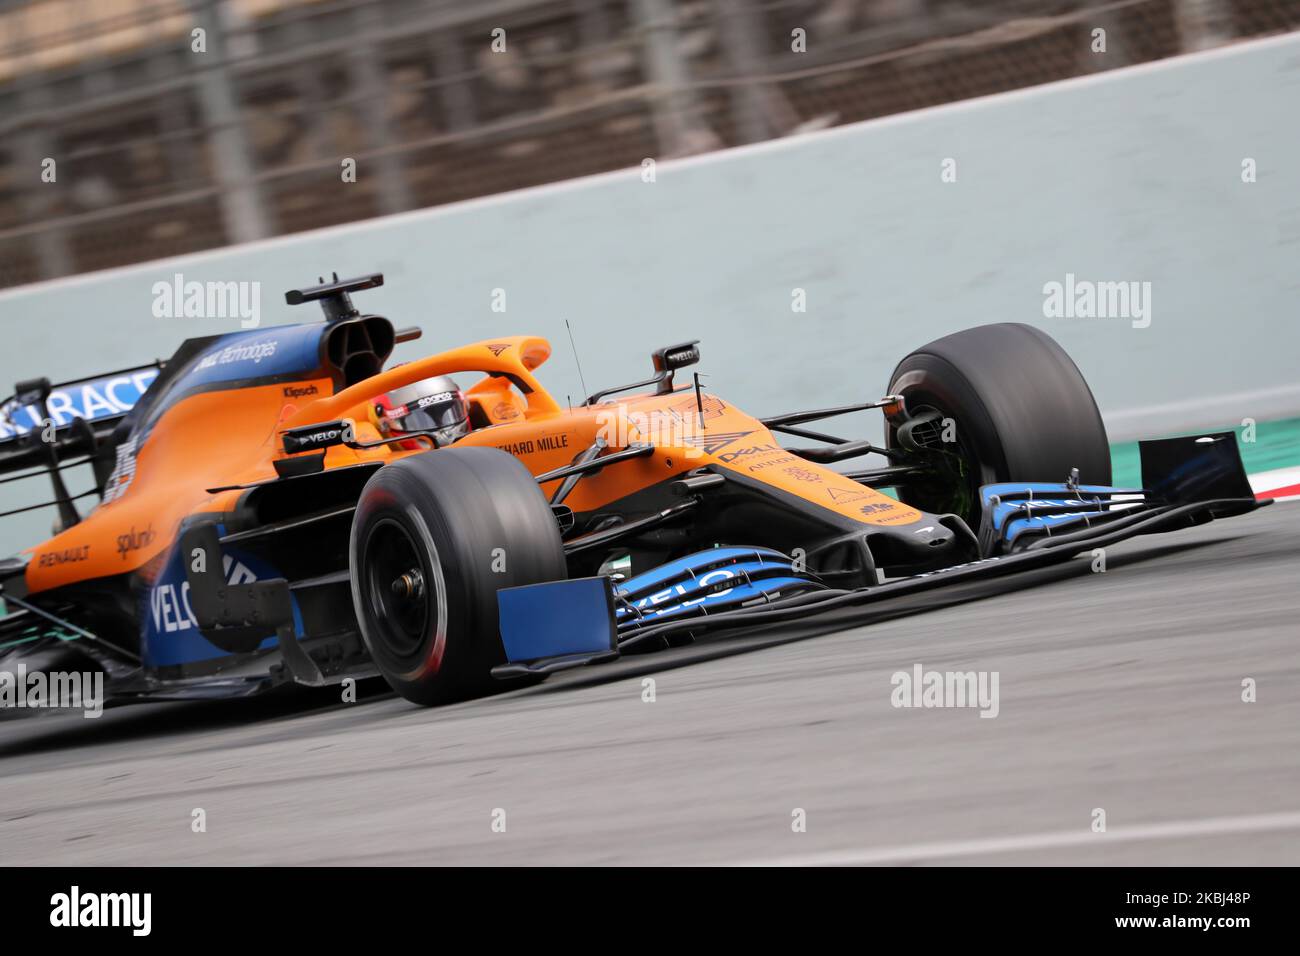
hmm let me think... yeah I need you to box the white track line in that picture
[1250,466,1300,502]
[731,810,1300,866]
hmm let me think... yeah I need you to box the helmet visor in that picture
[385,390,467,435]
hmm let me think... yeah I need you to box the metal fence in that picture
[1,0,1296,290]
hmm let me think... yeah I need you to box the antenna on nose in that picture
[565,319,590,403]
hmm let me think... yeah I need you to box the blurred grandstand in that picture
[0,0,1296,289]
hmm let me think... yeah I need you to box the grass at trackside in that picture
[1109,416,1300,489]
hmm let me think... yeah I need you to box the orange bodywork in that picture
[24,335,919,594]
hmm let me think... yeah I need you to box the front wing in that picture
[491,431,1265,679]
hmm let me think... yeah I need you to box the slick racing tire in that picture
[349,447,567,706]
[885,323,1112,528]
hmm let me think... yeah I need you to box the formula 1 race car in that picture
[0,273,1265,707]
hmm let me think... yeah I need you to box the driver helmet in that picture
[374,375,471,449]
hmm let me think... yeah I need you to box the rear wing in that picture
[0,364,160,447]
[0,363,162,527]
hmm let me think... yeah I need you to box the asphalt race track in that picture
[1,504,1297,866]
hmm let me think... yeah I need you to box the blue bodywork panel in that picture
[178,326,325,391]
[134,324,328,439]
[497,576,618,664]
[140,526,304,666]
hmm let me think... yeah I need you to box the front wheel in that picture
[349,447,567,706]
[886,323,1112,528]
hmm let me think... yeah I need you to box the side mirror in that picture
[652,341,700,373]
[585,340,702,405]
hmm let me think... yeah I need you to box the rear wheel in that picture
[349,447,566,706]
[886,323,1111,527]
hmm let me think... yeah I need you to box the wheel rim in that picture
[363,517,433,661]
